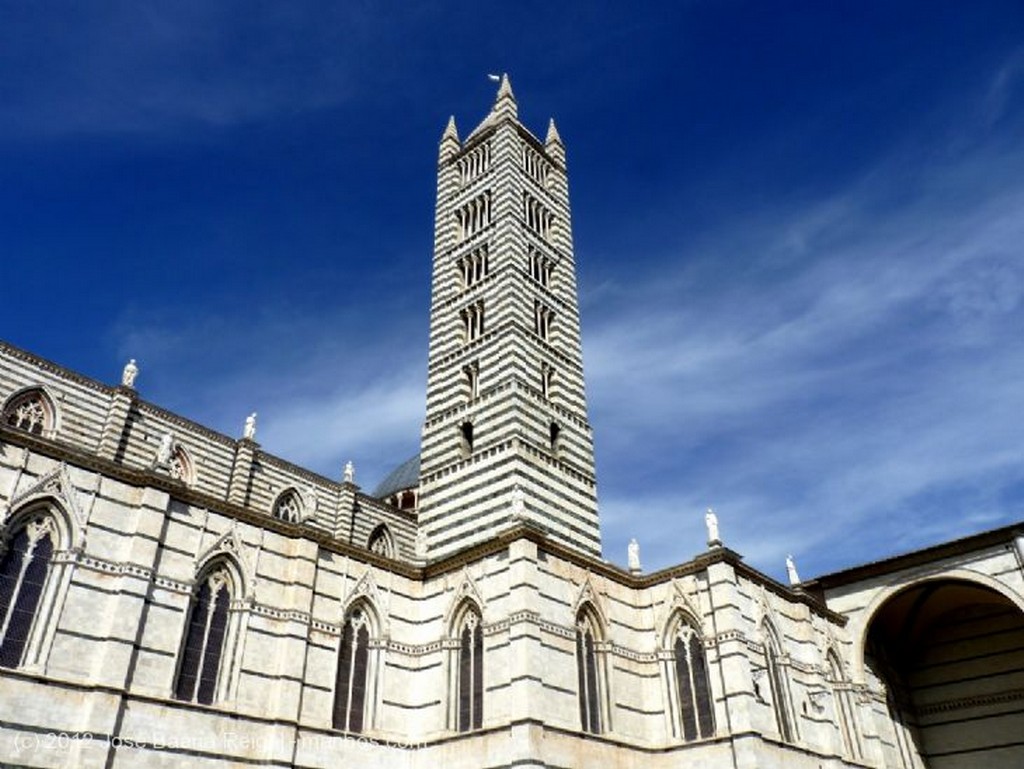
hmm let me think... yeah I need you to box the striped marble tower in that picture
[418,75,601,559]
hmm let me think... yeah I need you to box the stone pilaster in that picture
[228,438,256,506]
[97,386,135,461]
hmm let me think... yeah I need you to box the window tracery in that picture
[174,567,232,705]
[273,490,302,523]
[456,607,483,731]
[575,607,603,734]
[3,389,53,436]
[334,606,372,733]
[0,516,56,668]
[368,525,393,558]
[669,618,715,741]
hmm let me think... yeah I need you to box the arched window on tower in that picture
[367,524,394,558]
[541,363,555,401]
[455,603,484,731]
[0,516,56,668]
[576,605,604,734]
[460,422,474,457]
[174,564,234,705]
[3,388,55,437]
[334,604,374,733]
[665,613,715,741]
[549,422,561,457]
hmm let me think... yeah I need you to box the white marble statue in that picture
[155,433,173,465]
[243,412,257,440]
[786,554,801,585]
[122,358,138,388]
[344,460,355,484]
[627,538,641,573]
[705,508,721,546]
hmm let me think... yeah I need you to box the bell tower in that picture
[417,76,601,559]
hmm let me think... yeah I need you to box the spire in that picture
[493,73,517,120]
[545,118,562,146]
[439,115,460,160]
[545,118,565,165]
[442,115,459,142]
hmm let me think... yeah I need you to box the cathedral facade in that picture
[0,78,1022,769]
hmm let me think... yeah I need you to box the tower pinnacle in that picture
[493,73,517,119]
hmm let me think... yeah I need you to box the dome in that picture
[372,453,420,499]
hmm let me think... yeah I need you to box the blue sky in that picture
[3,2,1023,581]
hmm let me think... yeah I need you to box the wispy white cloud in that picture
[0,4,385,136]
[586,116,1024,577]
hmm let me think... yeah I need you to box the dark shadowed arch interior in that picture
[865,579,1024,769]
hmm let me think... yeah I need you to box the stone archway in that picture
[864,578,1024,769]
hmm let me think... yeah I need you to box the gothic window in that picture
[461,301,485,344]
[273,490,302,523]
[828,650,859,759]
[174,566,233,705]
[669,618,715,741]
[457,246,489,289]
[534,302,554,341]
[549,422,561,456]
[168,445,194,486]
[3,389,54,437]
[367,525,394,558]
[456,606,484,731]
[334,606,372,733]
[464,361,480,401]
[0,517,56,668]
[763,624,795,742]
[460,422,474,457]
[576,607,603,734]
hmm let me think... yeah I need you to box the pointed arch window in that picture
[828,650,860,759]
[668,617,714,741]
[576,607,603,734]
[3,389,54,437]
[168,445,195,486]
[0,517,56,668]
[368,525,394,558]
[763,625,795,742]
[273,490,302,523]
[334,606,372,733]
[174,566,232,705]
[457,606,484,731]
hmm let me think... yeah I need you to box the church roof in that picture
[373,453,421,498]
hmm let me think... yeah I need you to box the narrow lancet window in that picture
[576,608,602,734]
[174,567,232,704]
[0,519,55,668]
[457,609,484,731]
[671,621,715,741]
[334,607,371,733]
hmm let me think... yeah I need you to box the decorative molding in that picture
[3,462,88,547]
